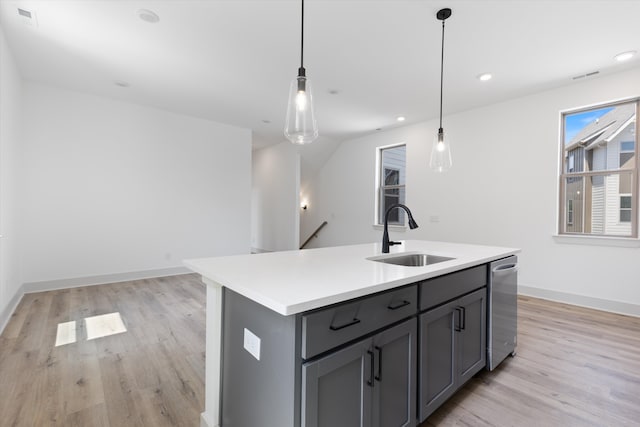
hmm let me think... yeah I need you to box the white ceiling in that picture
[1,0,640,149]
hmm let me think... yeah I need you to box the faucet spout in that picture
[382,204,419,253]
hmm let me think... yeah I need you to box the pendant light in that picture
[284,0,318,145]
[429,8,453,172]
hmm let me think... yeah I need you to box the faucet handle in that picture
[389,241,402,246]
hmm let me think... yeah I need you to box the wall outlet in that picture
[243,328,261,361]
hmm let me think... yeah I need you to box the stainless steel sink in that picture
[368,253,455,267]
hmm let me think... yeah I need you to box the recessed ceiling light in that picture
[114,80,130,88]
[396,116,406,122]
[137,9,160,23]
[328,89,340,95]
[477,73,492,81]
[614,51,636,62]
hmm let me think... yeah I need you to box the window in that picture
[568,154,575,172]
[377,144,406,225]
[620,141,635,168]
[620,195,632,222]
[567,199,574,225]
[559,99,638,237]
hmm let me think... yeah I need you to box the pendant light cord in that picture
[439,19,445,131]
[300,0,305,69]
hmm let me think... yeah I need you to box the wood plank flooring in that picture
[1,276,639,426]
[0,274,205,427]
[421,296,640,427]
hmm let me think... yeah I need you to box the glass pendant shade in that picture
[429,129,452,172]
[285,73,318,145]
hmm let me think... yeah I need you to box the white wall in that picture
[303,67,640,315]
[21,83,252,286]
[0,25,24,328]
[251,142,300,252]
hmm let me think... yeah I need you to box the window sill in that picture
[553,234,640,248]
[372,224,408,232]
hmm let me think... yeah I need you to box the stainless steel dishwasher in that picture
[487,255,518,371]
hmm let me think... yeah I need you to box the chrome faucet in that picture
[382,204,419,253]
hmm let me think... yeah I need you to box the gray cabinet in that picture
[302,284,418,360]
[419,287,486,422]
[302,339,372,427]
[302,319,417,427]
[372,319,417,427]
[220,262,493,427]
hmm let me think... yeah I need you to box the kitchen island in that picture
[185,240,519,427]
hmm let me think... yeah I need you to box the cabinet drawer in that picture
[301,285,417,360]
[419,265,487,311]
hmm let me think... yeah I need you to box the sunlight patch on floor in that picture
[55,320,77,347]
[55,312,127,346]
[85,312,127,340]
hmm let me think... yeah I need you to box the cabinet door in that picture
[372,319,417,427]
[302,339,372,427]
[418,300,457,422]
[457,287,486,384]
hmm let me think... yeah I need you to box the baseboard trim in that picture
[519,284,640,317]
[200,412,216,427]
[250,247,272,254]
[0,285,25,335]
[22,266,192,294]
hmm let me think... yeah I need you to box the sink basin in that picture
[368,253,455,267]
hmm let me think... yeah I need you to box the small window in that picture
[376,144,406,225]
[559,99,638,237]
[620,195,632,222]
[567,199,574,225]
[568,154,575,172]
[620,141,635,168]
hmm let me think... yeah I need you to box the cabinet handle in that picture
[454,307,462,332]
[329,318,361,331]
[387,300,410,311]
[460,306,466,331]
[374,346,382,382]
[367,350,375,387]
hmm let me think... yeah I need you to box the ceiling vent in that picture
[17,8,38,27]
[572,71,600,81]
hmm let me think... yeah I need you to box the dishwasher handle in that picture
[492,263,518,275]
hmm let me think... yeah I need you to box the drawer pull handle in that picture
[374,346,382,382]
[387,300,411,310]
[454,307,463,332]
[367,350,375,387]
[329,318,361,331]
[454,306,466,331]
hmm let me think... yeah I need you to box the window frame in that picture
[558,98,639,238]
[375,143,407,226]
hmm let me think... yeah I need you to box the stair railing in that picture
[300,221,328,249]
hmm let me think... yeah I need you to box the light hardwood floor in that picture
[422,296,640,427]
[1,276,639,426]
[0,274,206,427]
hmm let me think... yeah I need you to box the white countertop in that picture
[184,240,520,316]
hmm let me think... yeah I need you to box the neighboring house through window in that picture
[376,144,406,225]
[560,99,638,237]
